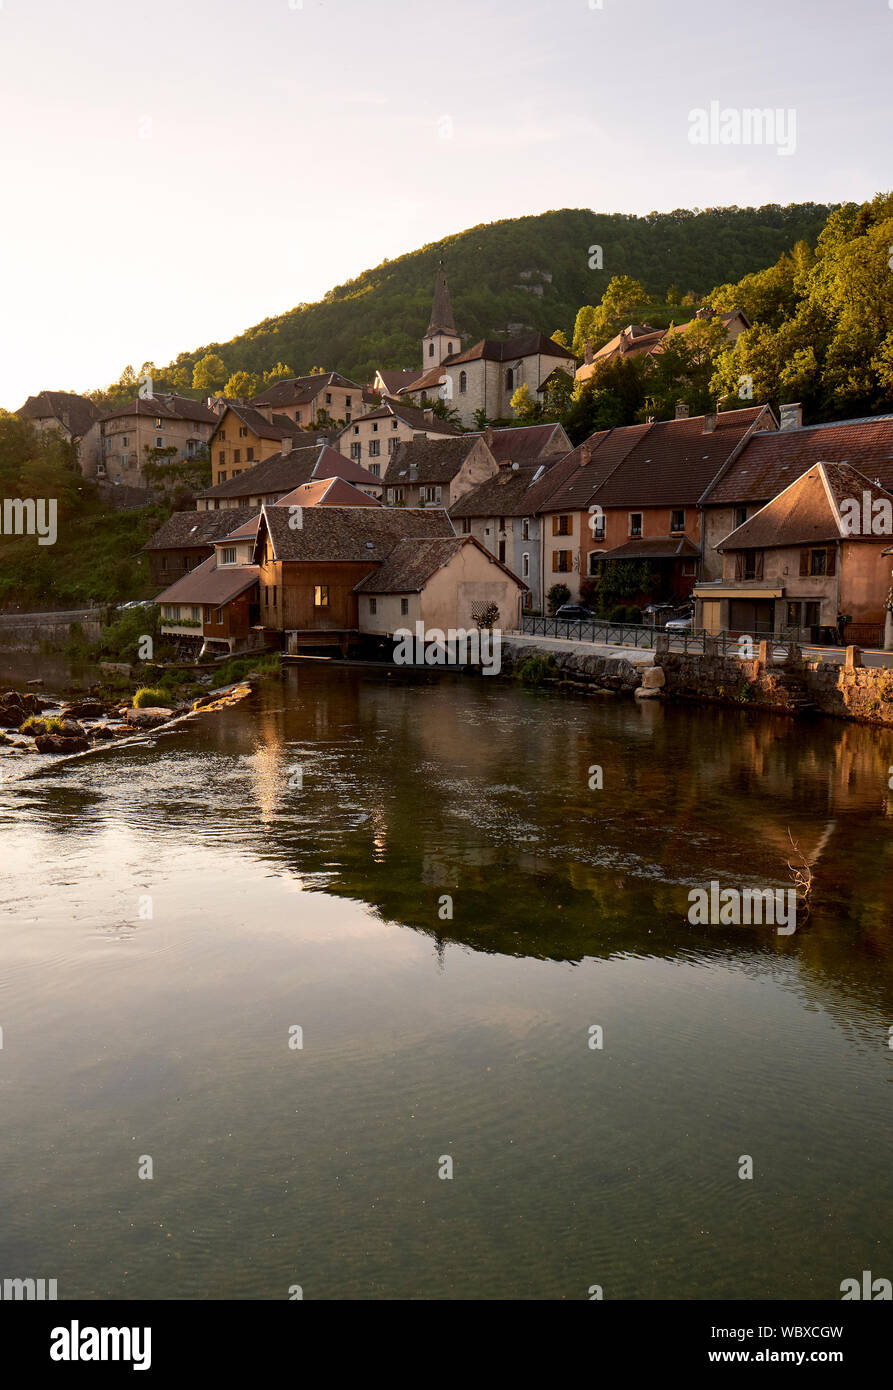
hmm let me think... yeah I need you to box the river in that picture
[0,661,890,1299]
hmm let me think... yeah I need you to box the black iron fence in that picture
[517,616,800,658]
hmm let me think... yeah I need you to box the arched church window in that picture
[459,371,467,394]
[429,343,434,357]
[506,368,514,391]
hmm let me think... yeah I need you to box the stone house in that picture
[209,403,310,487]
[337,401,462,480]
[17,391,100,463]
[196,443,382,511]
[699,407,893,580]
[251,372,366,428]
[382,434,497,509]
[355,535,526,638]
[695,461,893,645]
[405,330,577,428]
[80,393,219,488]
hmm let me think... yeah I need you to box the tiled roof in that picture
[154,554,258,606]
[198,445,380,500]
[704,415,893,504]
[251,372,362,408]
[449,462,549,518]
[143,507,260,551]
[354,535,525,594]
[538,425,650,511]
[446,331,576,366]
[717,462,893,550]
[427,266,458,336]
[102,393,218,425]
[255,503,455,563]
[212,403,306,443]
[466,423,572,464]
[345,401,463,434]
[598,535,700,560]
[17,390,100,437]
[375,368,425,396]
[383,435,482,486]
[591,406,770,509]
[274,476,381,508]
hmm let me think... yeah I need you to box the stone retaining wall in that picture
[0,610,103,651]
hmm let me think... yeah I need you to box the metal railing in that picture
[518,616,799,657]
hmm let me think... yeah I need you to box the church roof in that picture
[427,263,457,336]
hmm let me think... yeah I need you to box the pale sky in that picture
[1,0,890,408]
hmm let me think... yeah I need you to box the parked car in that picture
[554,603,594,623]
[665,609,693,632]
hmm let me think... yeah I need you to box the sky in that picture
[0,0,891,407]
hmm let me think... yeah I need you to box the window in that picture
[505,368,514,391]
[161,556,168,570]
[389,486,404,504]
[588,552,601,576]
[156,437,164,447]
[353,425,360,435]
[219,430,226,441]
[239,426,248,438]
[155,417,163,428]
[372,422,379,432]
[743,550,758,579]
[296,410,303,423]
[351,443,361,459]
[204,606,212,624]
[218,451,225,464]
[461,518,472,534]
[804,601,821,628]
[810,548,827,576]
[246,448,254,462]
[369,463,380,477]
[553,515,571,536]
[346,396,352,407]
[388,437,399,454]
[219,471,227,482]
[314,585,329,608]
[401,598,409,615]
[391,420,398,429]
[215,608,224,625]
[346,413,351,423]
[553,551,572,573]
[325,393,332,404]
[459,371,467,394]
[522,553,530,578]
[786,601,802,628]
[670,509,685,533]
[233,449,241,464]
[369,598,377,615]
[191,606,201,622]
[220,547,237,565]
[522,518,530,539]
[629,513,643,537]
[272,586,277,608]
[369,440,380,457]
[429,343,434,357]
[734,549,763,580]
[122,436,129,447]
[422,485,441,503]
[448,343,453,354]
[734,506,748,528]
[682,561,696,577]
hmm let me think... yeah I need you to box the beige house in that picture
[355,535,526,637]
[81,393,219,487]
[337,401,463,480]
[209,404,308,487]
[17,391,100,463]
[382,434,497,509]
[251,372,365,427]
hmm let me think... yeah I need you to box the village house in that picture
[251,372,365,427]
[337,400,463,479]
[574,306,750,383]
[208,403,310,487]
[155,555,260,655]
[448,456,569,612]
[698,407,893,580]
[143,507,261,586]
[465,422,573,465]
[694,462,893,646]
[382,433,497,509]
[80,393,219,488]
[250,503,457,653]
[539,404,775,606]
[355,535,526,639]
[196,443,382,511]
[17,390,100,461]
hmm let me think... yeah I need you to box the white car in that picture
[665,612,693,632]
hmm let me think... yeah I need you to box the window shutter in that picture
[827,546,836,576]
[799,550,809,576]
[552,515,559,536]
[754,550,764,579]
[734,552,743,580]
[552,552,559,572]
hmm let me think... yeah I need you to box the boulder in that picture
[100,662,132,678]
[21,693,44,714]
[125,707,174,728]
[0,707,23,729]
[641,665,666,690]
[62,701,105,720]
[1,691,24,709]
[635,686,662,700]
[59,719,87,737]
[34,734,89,755]
[89,726,115,740]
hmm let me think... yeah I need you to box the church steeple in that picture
[422,260,459,368]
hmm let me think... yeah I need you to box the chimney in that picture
[281,437,292,455]
[422,407,434,422]
[580,443,593,467]
[702,413,716,434]
[583,339,594,366]
[675,402,689,420]
[779,402,803,432]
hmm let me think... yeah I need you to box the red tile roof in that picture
[703,414,893,504]
[154,555,258,606]
[717,462,893,549]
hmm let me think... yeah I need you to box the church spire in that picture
[426,260,457,336]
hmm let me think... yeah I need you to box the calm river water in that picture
[0,662,891,1300]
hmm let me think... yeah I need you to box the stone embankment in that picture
[0,608,103,651]
[499,636,893,726]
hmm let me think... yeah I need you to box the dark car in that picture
[554,603,593,622]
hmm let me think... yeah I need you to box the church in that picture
[390,265,576,429]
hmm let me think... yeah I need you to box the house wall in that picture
[454,514,538,606]
[202,587,257,641]
[91,412,213,488]
[339,415,451,476]
[149,546,211,586]
[255,382,361,428]
[359,593,422,636]
[443,350,575,427]
[259,559,375,632]
[701,504,762,580]
[420,544,523,632]
[541,508,583,600]
[210,409,284,486]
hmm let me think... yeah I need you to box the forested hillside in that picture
[96,203,832,407]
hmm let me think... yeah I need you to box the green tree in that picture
[510,383,542,423]
[573,275,647,355]
[192,354,226,391]
[224,370,261,399]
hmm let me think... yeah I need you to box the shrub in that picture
[579,577,599,609]
[132,687,169,708]
[624,606,642,624]
[516,653,557,686]
[547,583,571,614]
[609,605,627,623]
[20,715,65,734]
